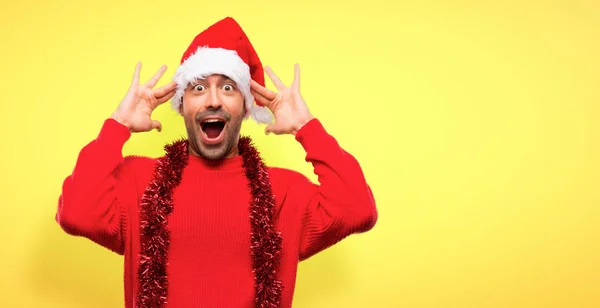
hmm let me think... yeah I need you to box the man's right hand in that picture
[111,62,177,133]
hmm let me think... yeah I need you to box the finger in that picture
[129,62,142,90]
[251,89,273,107]
[264,66,286,91]
[264,123,275,135]
[153,81,177,98]
[155,89,176,106]
[152,120,162,132]
[264,123,283,135]
[145,65,168,88]
[251,80,277,100]
[291,63,300,91]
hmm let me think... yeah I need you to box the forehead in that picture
[193,74,233,83]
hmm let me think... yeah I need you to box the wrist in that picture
[291,115,315,136]
[110,112,132,132]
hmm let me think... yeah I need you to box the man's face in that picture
[179,74,245,160]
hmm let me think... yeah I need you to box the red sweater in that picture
[56,117,377,307]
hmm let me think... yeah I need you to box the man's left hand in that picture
[251,64,314,136]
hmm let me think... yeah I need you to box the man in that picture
[56,17,377,308]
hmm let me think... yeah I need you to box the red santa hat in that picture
[171,17,273,124]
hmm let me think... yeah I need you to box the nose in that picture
[205,86,223,109]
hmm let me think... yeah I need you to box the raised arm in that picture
[250,64,377,261]
[56,62,176,254]
[57,119,135,254]
[294,119,377,260]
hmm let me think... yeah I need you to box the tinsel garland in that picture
[239,136,285,308]
[136,136,284,308]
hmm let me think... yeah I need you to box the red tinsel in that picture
[136,136,283,308]
[239,136,284,308]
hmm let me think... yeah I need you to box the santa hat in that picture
[171,17,273,124]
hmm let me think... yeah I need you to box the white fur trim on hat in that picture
[171,46,273,124]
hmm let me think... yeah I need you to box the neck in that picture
[188,135,241,161]
[188,151,243,171]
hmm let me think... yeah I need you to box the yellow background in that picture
[1,0,599,307]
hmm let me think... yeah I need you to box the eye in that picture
[193,84,205,91]
[222,84,235,91]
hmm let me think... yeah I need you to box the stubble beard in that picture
[185,113,244,160]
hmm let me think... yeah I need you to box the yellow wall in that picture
[1,0,599,307]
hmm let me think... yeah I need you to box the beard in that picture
[184,108,244,160]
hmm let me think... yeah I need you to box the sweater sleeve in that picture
[294,118,378,261]
[55,118,136,255]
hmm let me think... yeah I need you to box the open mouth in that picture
[200,118,226,140]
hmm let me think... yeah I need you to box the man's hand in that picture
[250,64,314,135]
[111,62,177,133]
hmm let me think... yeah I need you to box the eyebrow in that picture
[219,75,235,82]
[189,74,235,86]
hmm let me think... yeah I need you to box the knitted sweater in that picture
[56,117,377,307]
